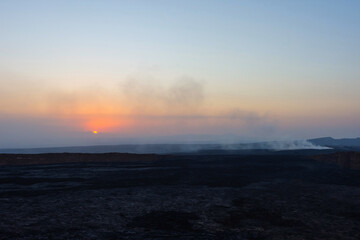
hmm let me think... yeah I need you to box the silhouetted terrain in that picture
[0,144,213,154]
[1,151,360,239]
[309,137,360,147]
[0,153,162,166]
[0,138,344,154]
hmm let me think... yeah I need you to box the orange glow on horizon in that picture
[84,116,131,133]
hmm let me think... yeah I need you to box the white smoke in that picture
[221,139,331,151]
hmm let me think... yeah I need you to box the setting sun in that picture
[83,116,131,133]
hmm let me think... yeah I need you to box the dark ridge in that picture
[0,144,221,154]
[309,137,360,147]
[312,151,360,170]
[0,153,165,166]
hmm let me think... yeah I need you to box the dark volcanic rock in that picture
[1,153,360,239]
[128,210,199,231]
[215,199,302,228]
[312,151,360,169]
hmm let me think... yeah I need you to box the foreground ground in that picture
[1,153,360,239]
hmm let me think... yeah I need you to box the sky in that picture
[0,0,359,148]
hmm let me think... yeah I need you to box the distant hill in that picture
[309,137,360,147]
[0,139,349,154]
[0,144,221,154]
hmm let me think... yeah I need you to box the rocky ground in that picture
[312,151,360,170]
[1,153,360,239]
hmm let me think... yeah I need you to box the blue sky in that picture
[0,0,359,147]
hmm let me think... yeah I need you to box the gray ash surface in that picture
[1,153,360,239]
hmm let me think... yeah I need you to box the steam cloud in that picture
[221,139,330,151]
[120,76,204,113]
